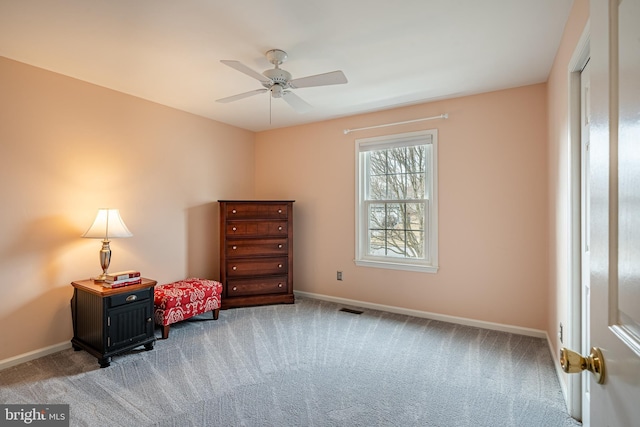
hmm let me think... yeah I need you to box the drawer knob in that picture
[125,295,137,302]
[278,244,283,248]
[232,209,237,214]
[232,246,237,250]
[278,283,283,288]
[232,266,237,271]
[146,317,153,323]
[232,286,237,291]
[278,264,283,268]
[278,226,283,231]
[232,227,237,231]
[278,209,282,214]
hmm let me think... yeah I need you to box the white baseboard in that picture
[546,332,570,406]
[0,341,71,371]
[294,290,547,339]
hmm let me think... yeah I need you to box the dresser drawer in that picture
[226,203,289,219]
[107,288,150,308]
[227,276,288,296]
[226,220,288,237]
[226,238,288,257]
[226,257,288,276]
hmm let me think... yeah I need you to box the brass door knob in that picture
[560,347,605,384]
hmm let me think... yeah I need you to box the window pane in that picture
[366,146,426,201]
[368,203,386,230]
[368,230,386,256]
[368,174,387,200]
[366,202,426,260]
[405,230,425,258]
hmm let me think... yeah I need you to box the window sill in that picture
[354,259,439,273]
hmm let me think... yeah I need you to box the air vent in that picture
[339,308,363,315]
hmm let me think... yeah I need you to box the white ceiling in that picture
[0,0,573,132]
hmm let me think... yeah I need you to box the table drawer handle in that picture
[232,226,237,231]
[278,226,283,231]
[278,283,283,288]
[278,264,283,268]
[232,286,237,291]
[278,209,282,214]
[278,244,283,248]
[232,266,237,271]
[232,209,237,214]
[126,295,137,302]
[232,246,237,250]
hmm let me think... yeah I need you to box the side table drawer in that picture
[108,288,150,308]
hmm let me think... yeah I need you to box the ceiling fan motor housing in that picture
[262,68,292,86]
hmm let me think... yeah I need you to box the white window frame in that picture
[355,129,439,273]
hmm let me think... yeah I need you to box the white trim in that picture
[566,20,590,421]
[354,259,439,273]
[294,290,546,339]
[0,341,71,371]
[354,129,439,272]
[548,331,570,405]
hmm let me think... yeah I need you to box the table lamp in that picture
[83,208,133,281]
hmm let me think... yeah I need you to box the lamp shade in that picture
[82,208,133,239]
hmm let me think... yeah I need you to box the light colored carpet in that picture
[0,297,580,426]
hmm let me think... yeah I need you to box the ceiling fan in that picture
[216,49,347,114]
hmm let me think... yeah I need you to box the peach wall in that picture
[255,84,549,330]
[546,0,589,390]
[0,57,255,361]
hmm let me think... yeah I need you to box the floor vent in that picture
[339,308,364,315]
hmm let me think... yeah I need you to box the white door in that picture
[580,58,592,426]
[586,0,640,424]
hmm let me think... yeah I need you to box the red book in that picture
[102,277,142,288]
[104,270,141,282]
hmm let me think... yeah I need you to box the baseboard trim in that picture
[294,290,547,339]
[547,332,570,404]
[0,341,71,371]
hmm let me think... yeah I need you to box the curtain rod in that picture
[343,113,449,135]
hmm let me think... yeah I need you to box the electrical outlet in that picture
[337,271,343,281]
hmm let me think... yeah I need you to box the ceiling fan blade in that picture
[216,88,268,103]
[289,70,348,89]
[220,60,271,83]
[282,91,312,113]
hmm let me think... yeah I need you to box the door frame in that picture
[567,22,590,420]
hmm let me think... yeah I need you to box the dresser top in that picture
[218,200,295,203]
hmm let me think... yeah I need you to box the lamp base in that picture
[92,274,108,282]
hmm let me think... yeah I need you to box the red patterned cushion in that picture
[154,278,222,326]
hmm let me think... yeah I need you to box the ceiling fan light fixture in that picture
[271,84,284,98]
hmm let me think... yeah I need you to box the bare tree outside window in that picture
[365,145,429,259]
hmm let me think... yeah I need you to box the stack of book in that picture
[101,270,141,288]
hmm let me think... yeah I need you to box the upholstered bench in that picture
[153,278,222,339]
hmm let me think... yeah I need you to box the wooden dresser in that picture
[218,200,294,309]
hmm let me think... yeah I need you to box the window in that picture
[355,129,438,272]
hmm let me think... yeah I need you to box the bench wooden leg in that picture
[213,308,220,320]
[162,325,170,339]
